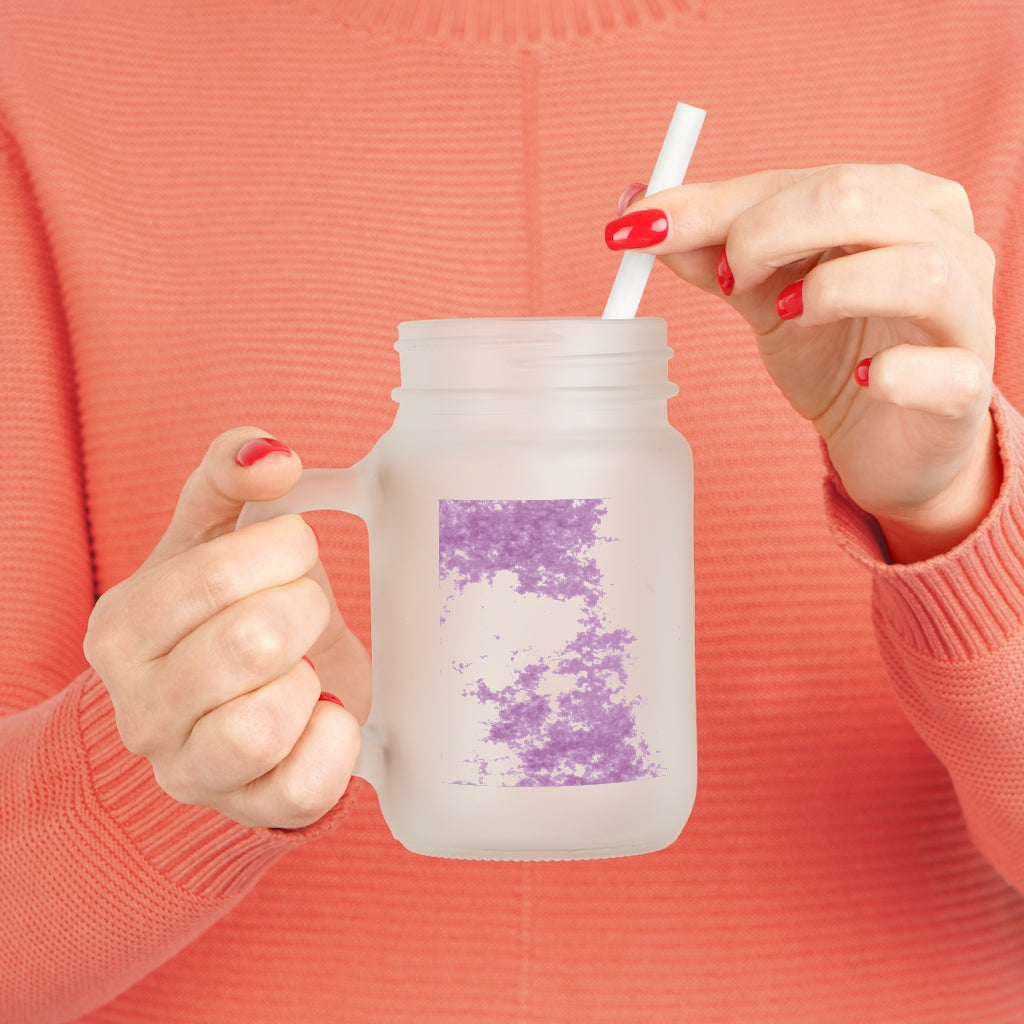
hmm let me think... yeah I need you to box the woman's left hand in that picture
[606,164,1000,562]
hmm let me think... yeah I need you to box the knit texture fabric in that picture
[1,1,1023,1021]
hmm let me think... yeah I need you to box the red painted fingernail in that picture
[317,691,345,708]
[716,247,734,296]
[604,208,669,250]
[616,182,648,216]
[302,655,316,672]
[855,357,872,387]
[235,437,293,467]
[776,279,804,320]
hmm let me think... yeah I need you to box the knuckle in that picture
[931,393,978,421]
[83,587,130,669]
[947,355,989,408]
[938,176,971,214]
[885,161,915,180]
[928,174,976,232]
[150,758,203,807]
[109,682,169,759]
[908,243,953,297]
[81,619,108,672]
[278,763,337,826]
[766,167,802,195]
[821,165,879,224]
[219,577,327,677]
[195,550,248,612]
[276,713,358,828]
[222,607,290,674]
[114,703,157,757]
[918,353,990,421]
[221,696,291,769]
[930,394,971,421]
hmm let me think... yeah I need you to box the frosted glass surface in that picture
[240,318,695,859]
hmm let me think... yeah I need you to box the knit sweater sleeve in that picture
[826,392,1024,895]
[0,131,349,1023]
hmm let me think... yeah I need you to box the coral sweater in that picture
[2,1,1023,1021]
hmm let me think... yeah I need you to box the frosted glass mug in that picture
[238,318,696,860]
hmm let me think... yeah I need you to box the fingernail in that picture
[235,437,293,468]
[776,280,804,320]
[604,208,669,251]
[855,357,872,387]
[716,247,734,296]
[317,691,345,708]
[302,655,316,672]
[616,182,648,216]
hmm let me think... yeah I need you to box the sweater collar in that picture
[326,0,703,44]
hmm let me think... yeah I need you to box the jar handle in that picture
[236,466,372,525]
[236,465,385,793]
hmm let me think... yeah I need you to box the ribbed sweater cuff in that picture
[77,669,354,903]
[824,391,1024,661]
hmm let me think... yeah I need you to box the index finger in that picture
[118,513,320,662]
[626,163,975,257]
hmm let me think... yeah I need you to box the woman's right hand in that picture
[608,164,998,562]
[83,428,369,830]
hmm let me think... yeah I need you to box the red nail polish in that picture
[318,691,345,708]
[616,182,648,216]
[604,208,669,250]
[235,437,293,468]
[855,357,872,387]
[716,248,734,296]
[776,280,804,320]
[302,655,316,672]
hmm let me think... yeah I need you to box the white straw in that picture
[602,102,706,319]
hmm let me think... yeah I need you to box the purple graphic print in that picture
[439,499,662,787]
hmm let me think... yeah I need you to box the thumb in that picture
[145,427,304,568]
